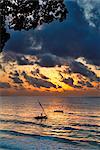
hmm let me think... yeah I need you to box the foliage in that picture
[0,0,68,52]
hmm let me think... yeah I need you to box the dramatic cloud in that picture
[74,85,82,89]
[22,71,56,88]
[9,76,23,84]
[78,80,94,88]
[85,81,94,88]
[38,53,67,67]
[39,74,49,80]
[31,68,49,79]
[4,1,100,66]
[13,70,19,76]
[0,1,99,94]
[62,76,82,88]
[16,56,35,65]
[77,0,100,28]
[0,82,11,88]
[31,68,40,76]
[68,60,98,81]
[1,52,37,66]
[78,80,85,86]
[0,51,99,91]
[63,77,74,87]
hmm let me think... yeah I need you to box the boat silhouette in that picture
[34,101,48,120]
[34,115,48,120]
[54,110,64,113]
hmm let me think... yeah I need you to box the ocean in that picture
[0,96,100,150]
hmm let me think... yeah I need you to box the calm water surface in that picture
[0,96,100,150]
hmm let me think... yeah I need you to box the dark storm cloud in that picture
[62,77,82,88]
[63,77,74,86]
[4,1,100,66]
[38,53,66,67]
[9,69,23,84]
[78,80,94,88]
[22,71,56,88]
[58,85,62,88]
[39,74,49,80]
[68,60,98,81]
[78,80,85,86]
[74,85,82,89]
[4,30,43,55]
[31,68,49,79]
[31,68,40,76]
[16,56,35,65]
[0,82,11,88]
[9,76,23,84]
[90,77,100,83]
[62,76,93,89]
[85,81,94,88]
[13,70,19,76]
[38,1,100,66]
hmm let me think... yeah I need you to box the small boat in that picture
[34,115,48,120]
[34,101,48,120]
[54,110,64,113]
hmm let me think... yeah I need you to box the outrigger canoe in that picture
[54,110,64,113]
[34,115,48,120]
[34,100,48,120]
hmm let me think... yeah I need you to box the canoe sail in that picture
[38,101,47,116]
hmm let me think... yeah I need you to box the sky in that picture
[0,0,100,96]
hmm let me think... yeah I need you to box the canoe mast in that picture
[38,100,47,116]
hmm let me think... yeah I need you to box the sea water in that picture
[0,96,100,150]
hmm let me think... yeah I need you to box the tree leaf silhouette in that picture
[0,0,68,52]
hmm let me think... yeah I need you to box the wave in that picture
[53,126,100,134]
[68,113,100,119]
[0,129,77,145]
[0,119,99,134]
[0,129,100,147]
[0,119,51,128]
[54,126,77,131]
[89,115,100,118]
[0,145,21,150]
[71,123,100,128]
